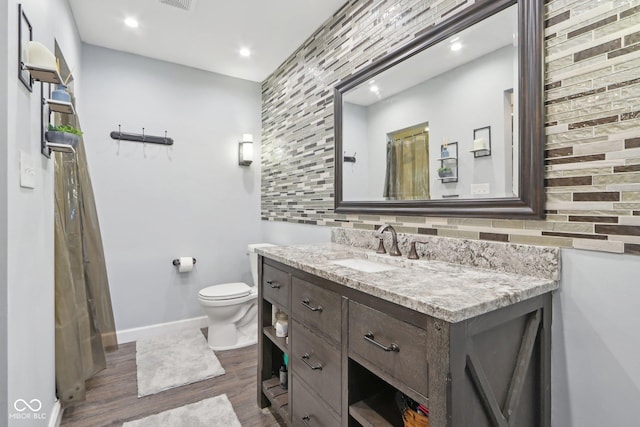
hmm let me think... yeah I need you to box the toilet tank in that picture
[247,244,275,286]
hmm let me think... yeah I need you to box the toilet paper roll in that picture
[178,257,194,273]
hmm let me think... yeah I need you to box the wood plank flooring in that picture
[60,336,284,427]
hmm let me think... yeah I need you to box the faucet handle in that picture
[376,238,387,254]
[408,241,428,260]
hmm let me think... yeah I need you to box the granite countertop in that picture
[256,242,558,323]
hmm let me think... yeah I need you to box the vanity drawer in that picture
[291,276,341,343]
[291,376,341,427]
[348,300,429,398]
[262,263,290,308]
[291,320,341,415]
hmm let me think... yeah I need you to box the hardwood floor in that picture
[60,337,284,427]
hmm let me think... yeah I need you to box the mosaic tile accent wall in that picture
[261,0,640,255]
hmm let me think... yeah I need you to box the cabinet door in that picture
[291,376,341,427]
[292,276,341,344]
[291,320,341,415]
[349,300,429,398]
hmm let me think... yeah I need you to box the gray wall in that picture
[553,249,640,426]
[1,1,8,422]
[80,44,262,332]
[342,102,371,200]
[4,0,82,425]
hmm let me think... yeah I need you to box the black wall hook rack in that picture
[344,151,357,163]
[110,125,174,145]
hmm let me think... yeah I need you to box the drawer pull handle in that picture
[266,280,280,289]
[301,298,323,312]
[302,415,311,426]
[364,332,400,352]
[301,353,323,371]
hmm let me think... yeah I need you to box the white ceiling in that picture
[344,4,518,106]
[68,0,347,82]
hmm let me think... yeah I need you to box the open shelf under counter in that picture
[262,377,289,422]
[263,296,290,314]
[349,390,404,427]
[263,326,289,354]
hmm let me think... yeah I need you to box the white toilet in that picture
[198,243,274,350]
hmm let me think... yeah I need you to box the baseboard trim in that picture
[116,316,209,343]
[48,400,63,427]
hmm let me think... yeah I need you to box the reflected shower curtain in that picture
[383,134,430,200]
[54,117,117,406]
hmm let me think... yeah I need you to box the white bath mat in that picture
[135,329,225,397]
[123,394,241,427]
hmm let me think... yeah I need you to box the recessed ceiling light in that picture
[124,17,139,28]
[450,42,463,52]
[239,48,251,57]
[370,85,379,93]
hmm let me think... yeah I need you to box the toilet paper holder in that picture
[172,257,197,266]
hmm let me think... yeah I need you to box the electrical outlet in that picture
[470,183,490,195]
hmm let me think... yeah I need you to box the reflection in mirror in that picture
[341,4,518,202]
[384,123,430,200]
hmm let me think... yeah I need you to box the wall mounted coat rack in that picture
[110,126,174,145]
[343,151,356,163]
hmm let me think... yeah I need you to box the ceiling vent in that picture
[159,0,194,11]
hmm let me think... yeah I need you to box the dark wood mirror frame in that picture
[334,0,544,219]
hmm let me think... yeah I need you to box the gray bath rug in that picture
[136,329,225,397]
[123,394,241,427]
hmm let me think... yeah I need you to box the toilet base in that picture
[206,320,257,351]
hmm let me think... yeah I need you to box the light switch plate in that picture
[471,183,490,195]
[20,151,36,189]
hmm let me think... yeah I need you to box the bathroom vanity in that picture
[256,241,558,427]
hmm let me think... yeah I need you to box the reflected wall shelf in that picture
[437,141,458,183]
[469,147,491,155]
[471,126,492,158]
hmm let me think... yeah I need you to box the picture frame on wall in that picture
[18,3,33,92]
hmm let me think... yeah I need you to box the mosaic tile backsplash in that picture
[261,0,640,255]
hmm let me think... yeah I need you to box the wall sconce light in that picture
[238,133,253,166]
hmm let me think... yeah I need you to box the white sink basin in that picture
[329,258,398,273]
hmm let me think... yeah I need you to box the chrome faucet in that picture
[376,224,401,256]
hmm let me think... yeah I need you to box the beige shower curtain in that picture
[54,116,117,406]
[383,133,430,200]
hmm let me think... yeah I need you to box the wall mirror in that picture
[334,0,544,218]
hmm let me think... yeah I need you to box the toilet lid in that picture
[199,282,252,300]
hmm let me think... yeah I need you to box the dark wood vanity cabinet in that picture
[258,257,552,427]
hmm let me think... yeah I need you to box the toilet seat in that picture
[199,282,252,301]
